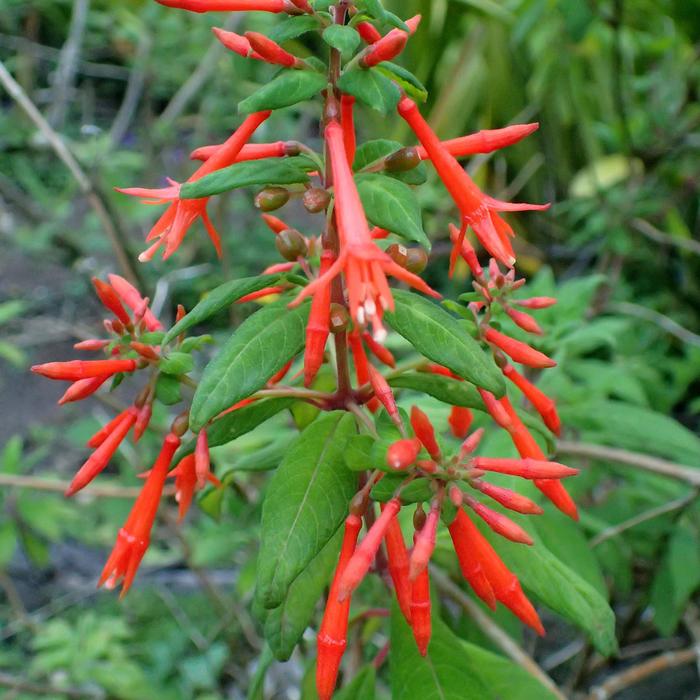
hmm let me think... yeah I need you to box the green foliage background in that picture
[0,0,699,698]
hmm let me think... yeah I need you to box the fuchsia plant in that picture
[31,1,582,696]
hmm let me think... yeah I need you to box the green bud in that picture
[255,187,290,212]
[384,147,421,172]
[275,228,308,261]
[303,187,331,213]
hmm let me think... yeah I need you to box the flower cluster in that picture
[31,1,578,697]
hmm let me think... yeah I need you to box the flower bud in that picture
[413,503,426,531]
[170,411,190,437]
[384,147,421,172]
[386,438,421,470]
[302,187,331,213]
[255,186,290,211]
[405,247,429,274]
[386,243,409,268]
[275,228,307,260]
[329,303,350,333]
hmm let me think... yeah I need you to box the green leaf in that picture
[246,644,274,700]
[459,641,561,700]
[180,158,310,199]
[269,15,319,43]
[385,290,505,396]
[159,351,194,376]
[163,275,289,345]
[322,25,361,58]
[227,439,288,473]
[155,374,182,406]
[335,665,376,700]
[190,301,309,431]
[0,300,25,325]
[389,372,485,410]
[650,521,700,635]
[371,475,432,503]
[261,527,342,660]
[239,70,327,114]
[337,67,400,115]
[0,522,17,567]
[356,174,429,248]
[490,529,617,655]
[376,62,428,102]
[353,139,427,185]
[257,412,357,608]
[390,604,488,699]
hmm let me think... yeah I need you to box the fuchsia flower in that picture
[155,0,295,13]
[118,111,271,260]
[290,120,439,339]
[398,97,548,273]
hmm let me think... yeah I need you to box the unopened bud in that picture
[413,503,426,531]
[255,187,290,212]
[384,147,420,172]
[349,490,369,517]
[302,187,331,213]
[170,411,190,438]
[386,438,421,471]
[275,228,307,261]
[405,247,429,274]
[386,243,409,268]
[329,303,350,333]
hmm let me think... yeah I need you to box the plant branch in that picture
[606,301,700,347]
[430,566,568,700]
[556,441,700,487]
[631,217,700,256]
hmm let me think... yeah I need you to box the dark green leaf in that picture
[390,604,488,699]
[239,70,327,114]
[189,301,309,431]
[385,290,505,396]
[163,275,289,345]
[181,158,309,199]
[337,67,400,115]
[180,335,213,353]
[262,527,342,660]
[376,62,428,102]
[322,25,361,57]
[159,351,193,376]
[389,372,485,410]
[353,139,427,185]
[356,174,429,248]
[257,412,357,608]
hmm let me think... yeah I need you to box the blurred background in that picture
[1,0,699,698]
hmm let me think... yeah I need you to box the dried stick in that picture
[0,59,141,286]
[631,218,700,256]
[0,672,100,699]
[430,566,568,700]
[556,441,700,487]
[607,301,700,347]
[586,646,699,700]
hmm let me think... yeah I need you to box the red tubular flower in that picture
[502,364,561,436]
[448,223,483,277]
[195,429,211,489]
[514,296,557,309]
[130,341,159,361]
[289,120,439,339]
[410,406,441,461]
[171,454,197,521]
[483,326,556,368]
[362,332,395,368]
[478,388,514,429]
[348,331,377,411]
[383,512,412,623]
[448,406,473,438]
[87,408,131,448]
[398,97,548,273]
[337,498,401,601]
[237,286,286,304]
[99,432,180,596]
[499,397,578,519]
[386,438,421,471]
[447,508,496,609]
[212,28,263,60]
[360,29,408,68]
[462,508,544,634]
[410,562,431,656]
[261,213,289,234]
[66,409,138,496]
[118,111,271,260]
[32,359,137,381]
[356,21,381,44]
[471,456,577,479]
[92,278,131,325]
[304,251,333,387]
[107,275,162,331]
[156,0,289,12]
[317,513,362,700]
[268,359,293,385]
[340,94,356,167]
[58,375,109,405]
[416,123,539,160]
[409,502,439,580]
[133,402,153,442]
[465,497,533,545]
[459,427,484,459]
[190,140,287,162]
[473,481,543,515]
[368,363,401,427]
[245,31,303,67]
[505,306,543,335]
[74,339,110,351]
